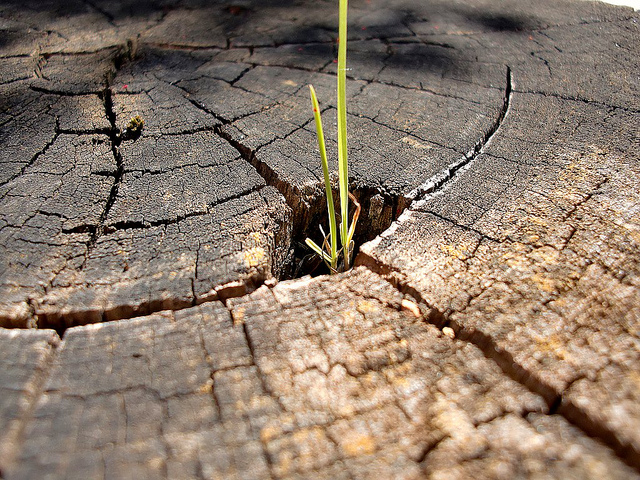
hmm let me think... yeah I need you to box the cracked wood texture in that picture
[0,0,638,478]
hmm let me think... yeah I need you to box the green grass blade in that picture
[305,238,333,264]
[337,0,350,268]
[309,85,337,270]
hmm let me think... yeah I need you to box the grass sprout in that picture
[305,0,360,273]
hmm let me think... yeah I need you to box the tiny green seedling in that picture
[123,114,144,140]
[127,115,144,131]
[305,0,360,273]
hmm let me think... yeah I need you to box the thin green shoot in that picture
[305,85,338,272]
[305,0,359,274]
[337,0,350,269]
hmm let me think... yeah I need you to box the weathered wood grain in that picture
[6,269,637,479]
[0,0,638,477]
[358,19,640,469]
[0,329,59,475]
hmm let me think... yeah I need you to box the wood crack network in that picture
[1,0,639,478]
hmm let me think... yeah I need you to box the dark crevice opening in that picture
[215,126,411,281]
[79,39,138,254]
[287,184,410,279]
[87,87,123,251]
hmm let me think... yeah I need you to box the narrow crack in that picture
[239,320,286,412]
[347,109,462,155]
[422,210,501,244]
[229,65,254,86]
[0,126,60,193]
[144,42,230,51]
[101,183,267,233]
[85,87,123,253]
[514,88,639,114]
[215,124,306,230]
[531,52,553,77]
[36,45,124,58]
[168,77,278,125]
[56,127,112,136]
[415,433,448,465]
[408,66,513,204]
[223,311,282,480]
[182,95,229,125]
[73,40,137,255]
[29,85,104,96]
[561,176,609,222]
[0,76,33,86]
[355,251,640,472]
[33,54,46,80]
[197,325,223,420]
[557,385,640,471]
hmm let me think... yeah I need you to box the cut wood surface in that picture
[0,0,638,478]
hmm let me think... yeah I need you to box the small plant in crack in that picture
[122,114,144,140]
[305,0,360,274]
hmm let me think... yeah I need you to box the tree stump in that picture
[1,0,638,478]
